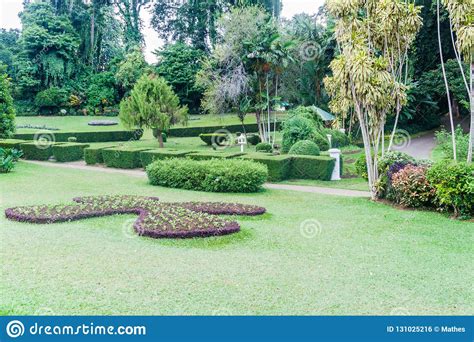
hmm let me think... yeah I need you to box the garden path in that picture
[22,160,370,198]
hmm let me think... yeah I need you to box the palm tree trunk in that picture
[468,62,474,163]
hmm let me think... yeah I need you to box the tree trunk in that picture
[468,62,474,163]
[157,130,164,148]
[452,98,460,118]
[90,5,95,68]
[256,111,264,142]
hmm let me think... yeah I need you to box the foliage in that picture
[52,143,89,162]
[84,145,117,165]
[86,72,118,114]
[256,142,273,153]
[286,106,324,128]
[427,161,474,217]
[146,158,268,193]
[115,47,149,95]
[140,149,192,168]
[102,147,150,169]
[155,43,205,113]
[290,155,336,181]
[0,148,22,173]
[281,116,318,153]
[34,87,68,114]
[0,67,15,138]
[119,74,188,147]
[391,165,436,208]
[246,133,261,145]
[321,128,350,148]
[199,133,229,146]
[240,153,293,181]
[19,142,56,161]
[436,126,470,161]
[289,140,320,156]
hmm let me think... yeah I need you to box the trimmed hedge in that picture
[84,145,117,165]
[52,143,90,162]
[14,129,143,143]
[140,149,194,168]
[290,156,336,181]
[239,153,293,182]
[256,143,273,153]
[19,142,63,161]
[0,139,28,150]
[146,158,268,193]
[199,133,229,146]
[186,151,245,161]
[169,122,281,137]
[102,147,152,169]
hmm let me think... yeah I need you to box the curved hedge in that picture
[146,158,268,193]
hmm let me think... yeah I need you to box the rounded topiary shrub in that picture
[146,158,268,193]
[256,142,273,153]
[288,140,320,156]
[281,116,317,153]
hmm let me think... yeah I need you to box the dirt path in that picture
[23,160,370,198]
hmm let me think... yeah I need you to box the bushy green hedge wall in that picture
[186,151,245,161]
[146,158,268,193]
[14,129,143,143]
[290,156,336,181]
[140,149,194,168]
[102,147,153,169]
[239,153,293,182]
[169,122,280,137]
[52,143,90,162]
[19,142,63,161]
[0,139,28,149]
[102,147,152,169]
[84,145,117,165]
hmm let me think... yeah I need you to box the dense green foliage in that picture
[0,66,15,138]
[290,156,335,181]
[102,147,151,169]
[0,147,22,173]
[436,127,470,161]
[289,140,321,156]
[391,165,436,208]
[52,143,90,162]
[255,143,273,153]
[146,158,268,193]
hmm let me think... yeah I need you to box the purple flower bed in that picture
[5,195,266,239]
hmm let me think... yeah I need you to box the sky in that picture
[0,0,325,62]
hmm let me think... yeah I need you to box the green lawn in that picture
[1,162,472,315]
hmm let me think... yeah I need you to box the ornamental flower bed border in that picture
[5,196,266,239]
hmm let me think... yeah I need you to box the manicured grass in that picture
[280,178,369,191]
[0,162,472,315]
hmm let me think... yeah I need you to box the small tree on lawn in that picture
[0,64,15,139]
[119,74,188,148]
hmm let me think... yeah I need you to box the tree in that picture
[324,0,422,199]
[154,43,205,113]
[441,0,474,163]
[115,46,149,96]
[115,0,152,48]
[0,64,16,139]
[119,74,188,148]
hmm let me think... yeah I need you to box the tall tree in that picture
[115,0,151,49]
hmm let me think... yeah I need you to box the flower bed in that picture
[5,195,266,239]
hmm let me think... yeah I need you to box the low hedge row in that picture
[102,147,152,169]
[0,139,28,150]
[140,149,194,168]
[186,152,245,161]
[19,142,64,161]
[146,158,268,193]
[290,156,335,180]
[52,143,90,162]
[14,129,143,143]
[84,145,117,165]
[239,153,293,182]
[168,122,281,137]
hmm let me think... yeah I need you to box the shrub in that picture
[102,147,152,169]
[286,106,324,129]
[239,153,292,181]
[0,148,22,173]
[199,133,229,146]
[355,154,369,179]
[290,156,336,181]
[391,165,436,208]
[52,143,89,162]
[14,130,143,143]
[435,126,469,161]
[146,158,268,193]
[140,149,194,168]
[168,122,280,137]
[84,145,116,165]
[427,161,474,217]
[186,152,245,161]
[19,142,61,160]
[0,68,15,139]
[34,87,68,115]
[312,132,330,151]
[152,129,168,142]
[377,151,416,198]
[0,139,27,149]
[247,133,261,145]
[256,142,273,153]
[67,137,77,142]
[289,140,320,156]
[321,128,350,148]
[281,116,317,153]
